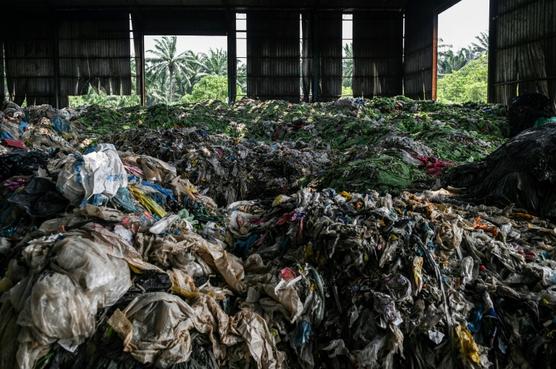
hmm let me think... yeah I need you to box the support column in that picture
[227,11,237,104]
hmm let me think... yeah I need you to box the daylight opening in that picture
[236,13,247,100]
[342,14,353,97]
[144,35,228,106]
[437,0,489,104]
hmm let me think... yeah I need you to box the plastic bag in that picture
[12,236,132,369]
[81,144,128,199]
[57,144,128,204]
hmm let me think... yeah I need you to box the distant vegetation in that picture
[69,32,490,107]
[437,32,489,103]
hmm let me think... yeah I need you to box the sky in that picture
[438,0,490,50]
[142,0,489,56]
[144,35,228,56]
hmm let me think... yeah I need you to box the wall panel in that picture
[3,15,56,105]
[404,0,436,100]
[247,11,300,101]
[490,0,556,107]
[353,11,403,97]
[58,10,132,105]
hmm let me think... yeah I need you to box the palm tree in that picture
[342,43,353,87]
[438,48,474,75]
[200,49,228,76]
[146,36,192,103]
[237,60,247,92]
[471,32,489,55]
[172,50,207,97]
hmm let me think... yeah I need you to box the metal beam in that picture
[432,14,438,100]
[227,9,237,104]
[487,0,498,102]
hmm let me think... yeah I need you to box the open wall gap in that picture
[143,35,227,106]
[342,13,353,97]
[437,0,489,103]
[236,12,247,100]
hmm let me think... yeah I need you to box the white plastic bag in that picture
[57,143,128,204]
[81,144,128,199]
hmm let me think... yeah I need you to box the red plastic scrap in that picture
[280,267,297,281]
[276,211,294,225]
[2,139,27,149]
[417,156,452,176]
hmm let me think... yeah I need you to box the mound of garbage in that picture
[80,97,507,193]
[1,98,555,369]
[444,123,556,218]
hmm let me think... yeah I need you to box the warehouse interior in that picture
[2,0,555,107]
[1,1,556,369]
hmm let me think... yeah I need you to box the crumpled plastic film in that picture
[57,143,128,204]
[11,236,132,369]
[108,292,283,369]
[1,98,556,369]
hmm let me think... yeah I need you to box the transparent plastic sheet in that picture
[108,292,283,369]
[0,236,132,369]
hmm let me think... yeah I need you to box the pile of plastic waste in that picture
[74,97,507,193]
[1,99,555,369]
[444,123,556,219]
[106,127,331,205]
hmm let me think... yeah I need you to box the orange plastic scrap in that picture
[473,216,498,237]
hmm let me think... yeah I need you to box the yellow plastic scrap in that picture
[129,185,167,218]
[304,242,314,259]
[412,256,423,293]
[340,191,352,201]
[169,270,200,299]
[272,194,290,207]
[0,276,13,293]
[455,324,481,365]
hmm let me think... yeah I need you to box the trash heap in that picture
[444,123,556,219]
[75,97,507,193]
[1,99,555,369]
[106,127,330,205]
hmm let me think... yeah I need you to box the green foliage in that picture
[69,86,140,108]
[471,32,489,54]
[342,43,353,88]
[181,75,243,103]
[438,33,488,75]
[78,97,506,193]
[342,86,353,96]
[437,55,488,104]
[144,36,229,105]
[438,47,475,75]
